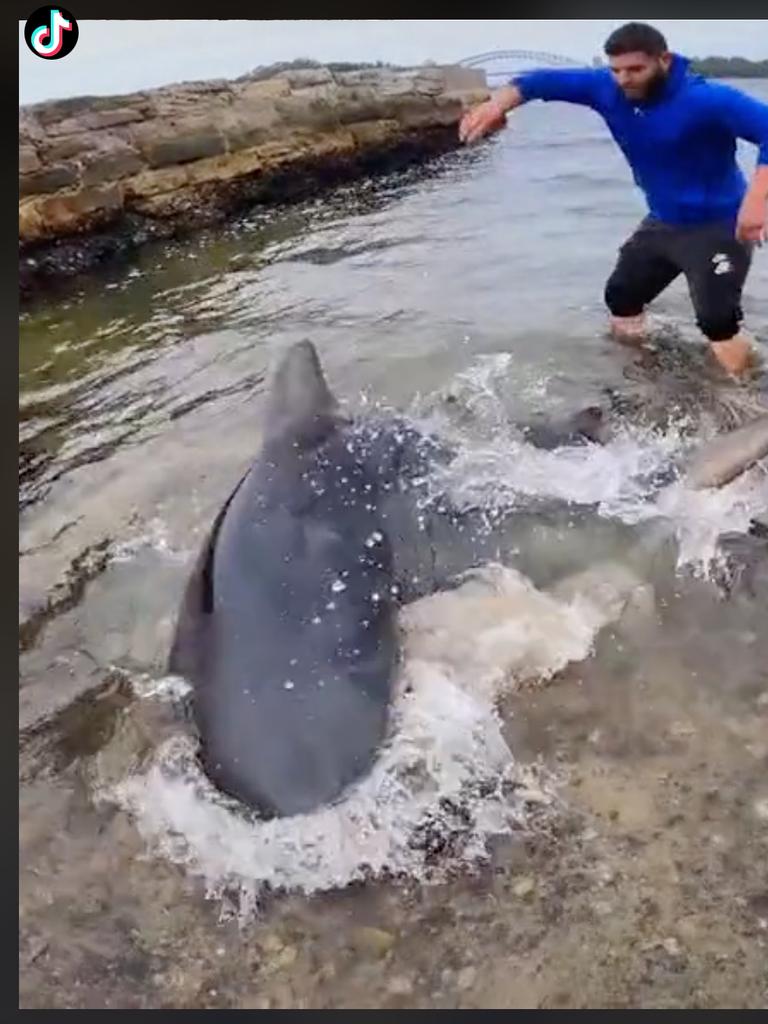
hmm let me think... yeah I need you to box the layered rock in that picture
[19,64,488,295]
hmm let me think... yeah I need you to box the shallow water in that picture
[19,81,768,1008]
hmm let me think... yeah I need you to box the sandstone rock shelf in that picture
[19,64,488,298]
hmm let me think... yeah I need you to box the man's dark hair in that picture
[604,22,668,58]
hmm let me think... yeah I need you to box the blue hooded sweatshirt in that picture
[513,54,768,226]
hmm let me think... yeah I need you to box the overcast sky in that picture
[19,19,768,106]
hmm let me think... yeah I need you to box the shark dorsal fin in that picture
[263,341,347,448]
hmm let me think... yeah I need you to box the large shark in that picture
[170,341,768,820]
[169,341,448,819]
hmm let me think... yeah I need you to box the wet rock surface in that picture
[18,64,488,298]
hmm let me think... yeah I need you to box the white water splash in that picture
[418,351,549,437]
[443,431,767,579]
[104,353,765,916]
[108,561,646,918]
[418,352,767,579]
[130,672,192,701]
[654,467,768,577]
[432,422,683,518]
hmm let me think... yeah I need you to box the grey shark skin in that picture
[170,341,408,819]
[683,413,768,490]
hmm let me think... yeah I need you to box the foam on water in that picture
[654,469,768,577]
[105,352,766,917]
[108,560,646,918]
[416,351,768,578]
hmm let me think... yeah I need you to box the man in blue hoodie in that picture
[459,22,768,377]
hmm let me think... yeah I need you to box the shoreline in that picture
[19,64,488,301]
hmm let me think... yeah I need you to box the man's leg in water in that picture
[675,224,755,377]
[604,219,680,344]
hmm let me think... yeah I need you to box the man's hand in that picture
[458,99,508,144]
[459,86,523,144]
[736,191,767,245]
[736,166,768,245]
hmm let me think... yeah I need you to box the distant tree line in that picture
[239,58,407,82]
[240,55,768,83]
[594,54,767,78]
[689,56,768,78]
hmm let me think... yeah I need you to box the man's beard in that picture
[622,65,668,103]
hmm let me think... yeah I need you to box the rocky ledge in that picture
[19,64,488,298]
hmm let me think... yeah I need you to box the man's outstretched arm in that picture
[459,68,604,144]
[458,84,524,144]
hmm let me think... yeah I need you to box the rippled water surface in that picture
[19,82,768,1009]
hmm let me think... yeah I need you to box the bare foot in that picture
[610,314,647,347]
[709,336,754,378]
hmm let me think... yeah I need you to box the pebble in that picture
[241,996,272,1010]
[260,933,284,954]
[512,877,535,898]
[662,937,682,957]
[457,966,477,991]
[25,938,49,965]
[596,864,615,885]
[271,946,297,970]
[669,720,696,738]
[352,927,395,957]
[315,963,336,983]
[387,975,414,996]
